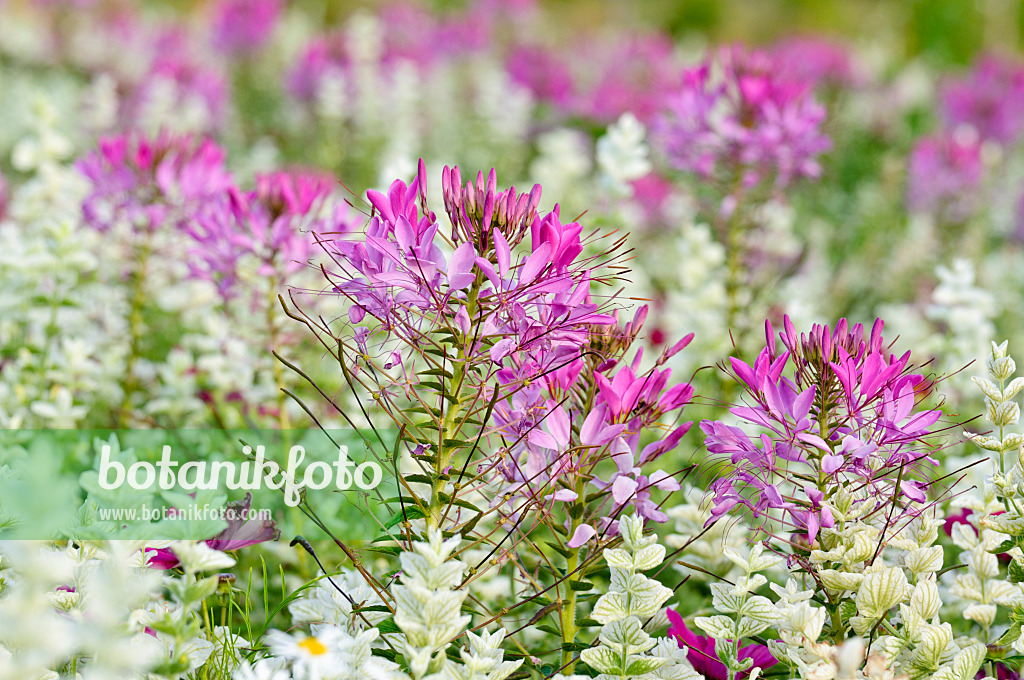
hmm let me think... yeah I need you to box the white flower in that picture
[170,541,236,573]
[233,657,292,680]
[265,629,339,680]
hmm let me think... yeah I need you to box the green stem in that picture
[119,234,152,426]
[560,478,587,672]
[266,270,290,431]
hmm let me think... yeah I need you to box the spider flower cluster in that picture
[653,45,831,193]
[307,160,695,541]
[704,316,943,542]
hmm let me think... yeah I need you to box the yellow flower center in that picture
[298,636,327,656]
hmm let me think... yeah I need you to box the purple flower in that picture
[703,316,941,542]
[941,53,1024,145]
[78,131,233,233]
[147,493,280,570]
[127,29,228,133]
[285,36,347,102]
[575,32,679,124]
[907,129,985,223]
[184,168,352,299]
[506,45,575,111]
[770,37,861,90]
[653,45,831,191]
[209,0,281,58]
[667,610,777,680]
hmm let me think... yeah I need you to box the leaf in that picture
[1010,558,1024,584]
[376,616,401,634]
[579,646,622,674]
[695,615,735,640]
[383,507,426,530]
[855,567,908,619]
[625,656,669,675]
[546,541,573,559]
[738,596,778,625]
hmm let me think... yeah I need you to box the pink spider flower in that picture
[506,45,575,111]
[941,53,1024,146]
[185,169,350,300]
[147,493,280,570]
[78,131,233,233]
[653,45,831,191]
[209,0,282,58]
[907,129,986,224]
[703,316,941,542]
[667,610,777,680]
[575,32,679,124]
[770,37,861,90]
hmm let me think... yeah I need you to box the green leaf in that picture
[989,539,1018,554]
[546,541,573,559]
[1010,558,1024,584]
[569,580,594,591]
[365,546,402,556]
[383,507,426,530]
[376,617,401,634]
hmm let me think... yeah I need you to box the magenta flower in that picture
[209,0,281,57]
[147,494,280,570]
[667,609,777,680]
[653,45,830,191]
[770,37,861,90]
[316,160,695,550]
[907,130,985,224]
[506,45,575,111]
[127,29,228,133]
[941,53,1024,145]
[184,168,350,299]
[703,316,941,542]
[78,131,233,233]
[576,32,679,124]
[285,35,347,102]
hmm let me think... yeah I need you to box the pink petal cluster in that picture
[185,169,348,300]
[78,131,233,233]
[653,45,831,190]
[322,161,695,545]
[770,37,860,90]
[575,32,679,124]
[941,53,1024,145]
[147,493,280,570]
[209,0,282,58]
[704,316,941,542]
[667,610,777,680]
[907,130,985,223]
[127,28,228,133]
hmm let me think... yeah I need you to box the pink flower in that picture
[667,610,777,680]
[704,316,940,542]
[653,45,830,191]
[907,130,985,223]
[770,37,861,90]
[147,494,280,570]
[184,168,351,299]
[78,131,233,233]
[210,0,281,58]
[941,53,1024,145]
[506,46,575,110]
[576,32,679,124]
